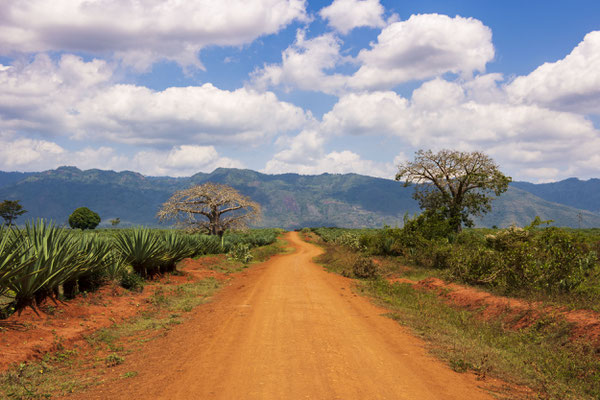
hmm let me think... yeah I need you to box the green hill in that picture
[1,167,599,229]
[512,178,600,214]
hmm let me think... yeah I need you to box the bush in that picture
[119,270,144,292]
[447,225,600,295]
[68,207,101,230]
[228,243,253,264]
[352,256,378,279]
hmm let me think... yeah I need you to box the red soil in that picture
[0,256,230,372]
[388,276,600,346]
[66,232,499,400]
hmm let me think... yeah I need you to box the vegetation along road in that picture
[71,232,494,400]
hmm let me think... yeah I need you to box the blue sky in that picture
[0,0,599,182]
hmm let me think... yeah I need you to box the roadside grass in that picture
[199,236,290,275]
[361,278,600,400]
[375,253,600,314]
[311,239,600,400]
[251,236,292,262]
[313,242,357,276]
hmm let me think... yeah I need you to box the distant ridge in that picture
[1,167,599,229]
[512,178,600,214]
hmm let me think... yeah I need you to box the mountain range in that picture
[0,166,599,229]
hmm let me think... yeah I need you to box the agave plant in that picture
[160,231,195,272]
[103,250,128,282]
[114,228,166,277]
[8,220,87,313]
[63,235,113,296]
[0,226,34,298]
[193,234,228,256]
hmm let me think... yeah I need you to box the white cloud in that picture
[262,129,397,177]
[319,0,386,34]
[0,55,310,146]
[251,30,349,94]
[321,91,410,137]
[253,13,495,93]
[507,31,600,115]
[0,136,131,172]
[0,54,113,135]
[75,83,310,145]
[0,137,241,177]
[0,0,308,71]
[349,14,494,90]
[319,81,600,181]
[131,145,244,176]
[0,137,65,169]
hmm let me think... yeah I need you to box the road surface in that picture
[70,232,494,399]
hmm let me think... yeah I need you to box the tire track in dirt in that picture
[66,232,497,399]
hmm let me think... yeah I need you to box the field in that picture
[0,220,281,318]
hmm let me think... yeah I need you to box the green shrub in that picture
[228,243,253,264]
[119,271,144,292]
[352,256,378,279]
[447,225,600,295]
[68,207,101,230]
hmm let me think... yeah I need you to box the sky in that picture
[0,0,599,182]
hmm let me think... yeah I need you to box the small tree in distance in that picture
[0,200,27,226]
[69,207,101,230]
[157,183,261,236]
[396,149,511,232]
[110,218,121,226]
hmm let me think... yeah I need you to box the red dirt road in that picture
[69,232,495,399]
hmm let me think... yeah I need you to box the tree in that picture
[0,200,27,226]
[395,149,511,232]
[110,218,121,226]
[68,207,101,230]
[157,183,261,236]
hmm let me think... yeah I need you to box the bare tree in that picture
[396,149,511,232]
[157,183,261,236]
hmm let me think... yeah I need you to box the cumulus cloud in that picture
[0,54,113,135]
[253,14,495,93]
[319,0,386,34]
[262,129,398,177]
[348,14,494,89]
[0,137,65,170]
[251,30,349,94]
[0,136,130,172]
[0,136,241,177]
[0,55,310,146]
[131,145,244,176]
[0,0,308,70]
[319,80,600,181]
[506,31,600,114]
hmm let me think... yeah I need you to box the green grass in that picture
[360,278,600,400]
[250,236,292,262]
[308,235,600,400]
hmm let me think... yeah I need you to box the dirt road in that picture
[71,232,494,399]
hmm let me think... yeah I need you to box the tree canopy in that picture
[68,207,101,230]
[157,183,261,236]
[0,200,27,226]
[396,149,511,232]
